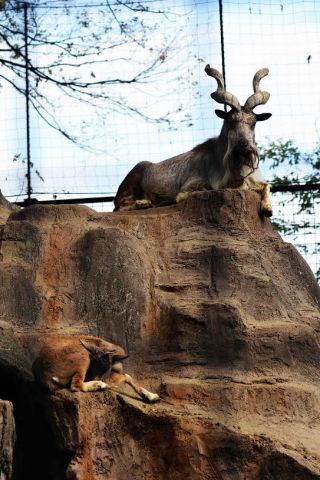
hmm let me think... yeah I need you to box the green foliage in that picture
[259,138,320,281]
[259,138,319,210]
[259,139,302,167]
[259,138,320,178]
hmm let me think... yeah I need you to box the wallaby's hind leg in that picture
[69,361,88,392]
[80,380,108,392]
[69,360,108,392]
[124,374,159,402]
[53,375,108,392]
[108,372,159,403]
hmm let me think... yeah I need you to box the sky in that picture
[0,0,319,202]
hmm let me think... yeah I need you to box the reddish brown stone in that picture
[0,190,319,479]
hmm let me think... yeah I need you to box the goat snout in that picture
[238,138,249,148]
[233,145,253,159]
[236,139,253,154]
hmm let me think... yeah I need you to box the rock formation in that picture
[0,190,319,479]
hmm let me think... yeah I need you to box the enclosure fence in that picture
[0,0,319,280]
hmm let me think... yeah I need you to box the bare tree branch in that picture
[0,0,195,149]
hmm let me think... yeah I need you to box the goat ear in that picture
[256,113,272,122]
[215,109,228,120]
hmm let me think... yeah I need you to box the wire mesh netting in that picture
[272,191,320,280]
[0,0,318,279]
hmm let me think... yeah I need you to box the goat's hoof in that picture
[261,208,273,218]
[176,192,190,204]
[135,199,152,209]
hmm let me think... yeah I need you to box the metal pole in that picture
[218,0,227,112]
[23,2,32,202]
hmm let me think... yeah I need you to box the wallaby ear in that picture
[80,340,116,355]
[80,340,116,356]
[80,339,97,354]
[112,354,129,363]
[256,112,272,122]
[215,109,228,120]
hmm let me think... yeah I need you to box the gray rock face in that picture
[0,190,319,479]
[74,227,153,352]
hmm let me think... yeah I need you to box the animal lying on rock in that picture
[114,65,273,217]
[32,335,160,403]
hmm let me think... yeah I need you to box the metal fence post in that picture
[23,1,32,203]
[218,0,227,112]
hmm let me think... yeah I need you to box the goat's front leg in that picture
[242,179,273,217]
[116,196,153,211]
[251,181,273,217]
[176,180,211,204]
[108,372,159,403]
[135,199,153,209]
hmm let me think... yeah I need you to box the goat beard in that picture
[220,146,259,189]
[228,146,259,179]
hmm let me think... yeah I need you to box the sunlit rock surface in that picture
[0,190,319,479]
